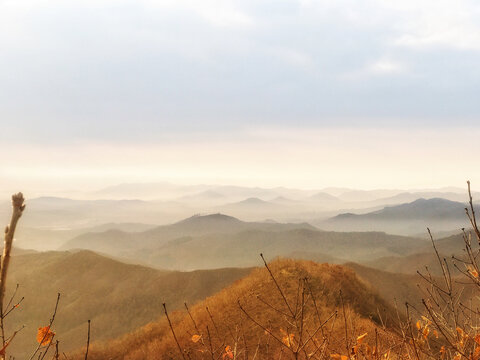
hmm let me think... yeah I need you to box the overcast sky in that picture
[1,0,480,193]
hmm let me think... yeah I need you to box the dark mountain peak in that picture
[177,213,241,225]
[333,212,356,219]
[384,197,465,212]
[63,249,110,262]
[330,197,468,223]
[409,197,451,204]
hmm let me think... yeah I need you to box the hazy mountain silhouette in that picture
[61,214,317,264]
[367,191,474,206]
[0,197,192,229]
[13,222,156,251]
[61,214,424,269]
[306,192,341,202]
[323,198,471,235]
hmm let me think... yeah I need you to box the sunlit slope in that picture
[73,259,400,359]
[4,250,250,357]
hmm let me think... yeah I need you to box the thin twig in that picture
[84,320,91,360]
[260,254,294,317]
[29,293,61,360]
[163,303,186,360]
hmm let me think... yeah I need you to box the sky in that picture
[1,0,480,193]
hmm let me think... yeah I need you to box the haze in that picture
[2,0,480,196]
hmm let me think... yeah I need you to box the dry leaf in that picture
[473,346,480,360]
[468,265,479,278]
[357,333,368,344]
[422,326,430,339]
[330,354,348,360]
[191,334,202,343]
[282,333,295,348]
[37,326,55,346]
[222,345,234,360]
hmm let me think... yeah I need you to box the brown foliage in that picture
[72,259,401,359]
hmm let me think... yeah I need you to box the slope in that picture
[70,259,401,359]
[131,228,423,270]
[3,250,251,357]
[61,214,318,264]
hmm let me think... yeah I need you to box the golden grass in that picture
[72,259,402,359]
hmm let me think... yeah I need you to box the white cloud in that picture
[142,0,255,29]
[382,0,480,50]
[368,58,406,75]
[1,0,480,144]
[296,0,480,50]
[339,57,407,80]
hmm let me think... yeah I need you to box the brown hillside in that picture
[4,250,251,357]
[73,259,401,359]
[345,262,424,309]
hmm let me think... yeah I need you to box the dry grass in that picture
[71,258,402,359]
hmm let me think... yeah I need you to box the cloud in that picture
[385,0,480,50]
[1,0,480,147]
[368,58,406,75]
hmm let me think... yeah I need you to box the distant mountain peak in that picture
[327,197,469,234]
[178,213,241,224]
[263,219,278,223]
[409,197,459,205]
[272,196,291,202]
[308,192,340,201]
[239,197,269,204]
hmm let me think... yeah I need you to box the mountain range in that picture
[2,185,476,246]
[322,198,472,235]
[60,214,426,270]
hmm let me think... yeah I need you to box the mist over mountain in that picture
[91,183,473,202]
[306,192,341,202]
[12,222,156,251]
[366,192,474,207]
[0,183,477,359]
[336,189,404,202]
[59,213,428,270]
[61,214,319,267]
[322,198,472,235]
[0,197,193,229]
[2,184,474,241]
